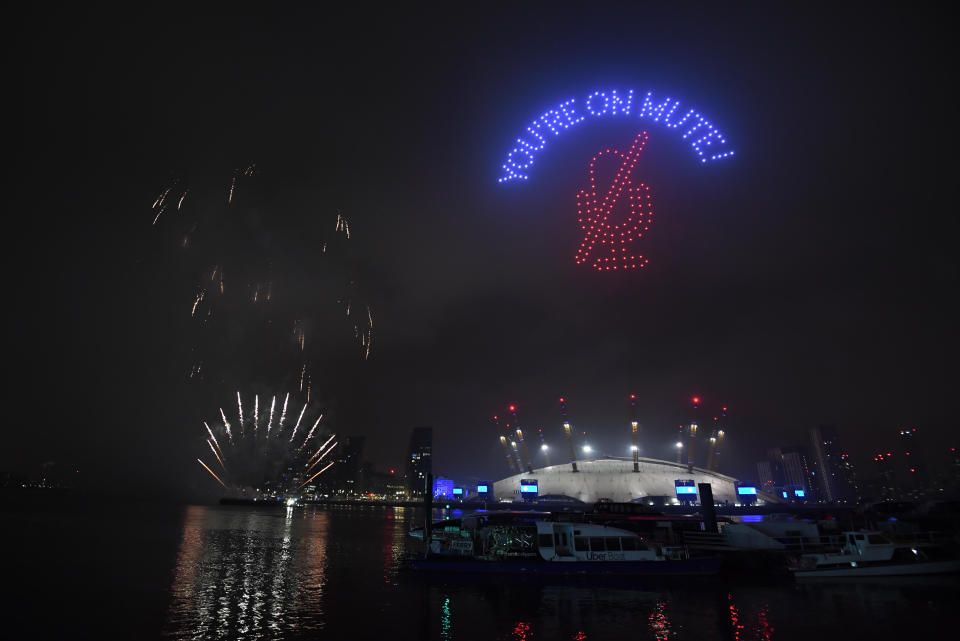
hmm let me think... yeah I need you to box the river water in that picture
[5,501,958,640]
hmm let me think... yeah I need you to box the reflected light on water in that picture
[165,506,329,639]
[648,599,672,640]
[381,506,410,585]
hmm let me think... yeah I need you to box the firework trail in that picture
[208,440,228,473]
[278,393,290,429]
[220,407,233,443]
[299,460,334,489]
[228,176,236,204]
[237,391,244,435]
[299,363,307,391]
[305,442,337,475]
[289,403,308,443]
[191,290,205,317]
[266,395,276,437]
[152,183,175,225]
[299,417,325,452]
[197,458,227,488]
[306,433,336,464]
[177,190,188,211]
[204,422,223,457]
[253,395,260,433]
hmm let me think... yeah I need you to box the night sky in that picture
[11,4,957,498]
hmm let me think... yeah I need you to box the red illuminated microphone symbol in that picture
[575,131,655,271]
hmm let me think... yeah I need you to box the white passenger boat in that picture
[791,530,960,578]
[409,511,722,575]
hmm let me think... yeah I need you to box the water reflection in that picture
[165,505,329,639]
[382,507,410,585]
[418,581,782,641]
[648,600,672,640]
[159,506,957,640]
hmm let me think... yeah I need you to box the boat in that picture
[408,511,722,575]
[790,530,960,578]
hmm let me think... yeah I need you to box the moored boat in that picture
[790,530,960,578]
[409,511,722,576]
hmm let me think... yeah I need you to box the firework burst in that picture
[197,390,336,494]
[149,165,377,388]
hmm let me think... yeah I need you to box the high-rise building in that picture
[769,446,816,501]
[897,428,926,499]
[809,425,857,503]
[873,451,897,501]
[407,426,433,496]
[757,461,775,490]
[329,436,365,495]
[838,452,862,504]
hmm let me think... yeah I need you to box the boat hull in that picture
[793,560,960,578]
[411,556,723,576]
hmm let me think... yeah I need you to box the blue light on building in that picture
[519,478,539,502]
[433,477,454,499]
[736,485,758,505]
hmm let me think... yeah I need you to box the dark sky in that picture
[12,4,958,499]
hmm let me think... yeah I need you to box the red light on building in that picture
[559,397,565,403]
[508,405,516,412]
[389,468,395,475]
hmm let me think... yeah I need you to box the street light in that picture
[675,442,684,448]
[583,445,592,454]
[541,444,549,451]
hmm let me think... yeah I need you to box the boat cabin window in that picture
[604,537,621,552]
[574,537,588,551]
[589,537,605,551]
[538,534,555,548]
[621,537,638,551]
[854,534,865,540]
[867,534,890,544]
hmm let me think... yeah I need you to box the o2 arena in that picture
[493,457,741,504]
[488,398,777,505]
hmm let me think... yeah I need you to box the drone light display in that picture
[575,131,654,271]
[498,89,735,183]
[497,88,736,271]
